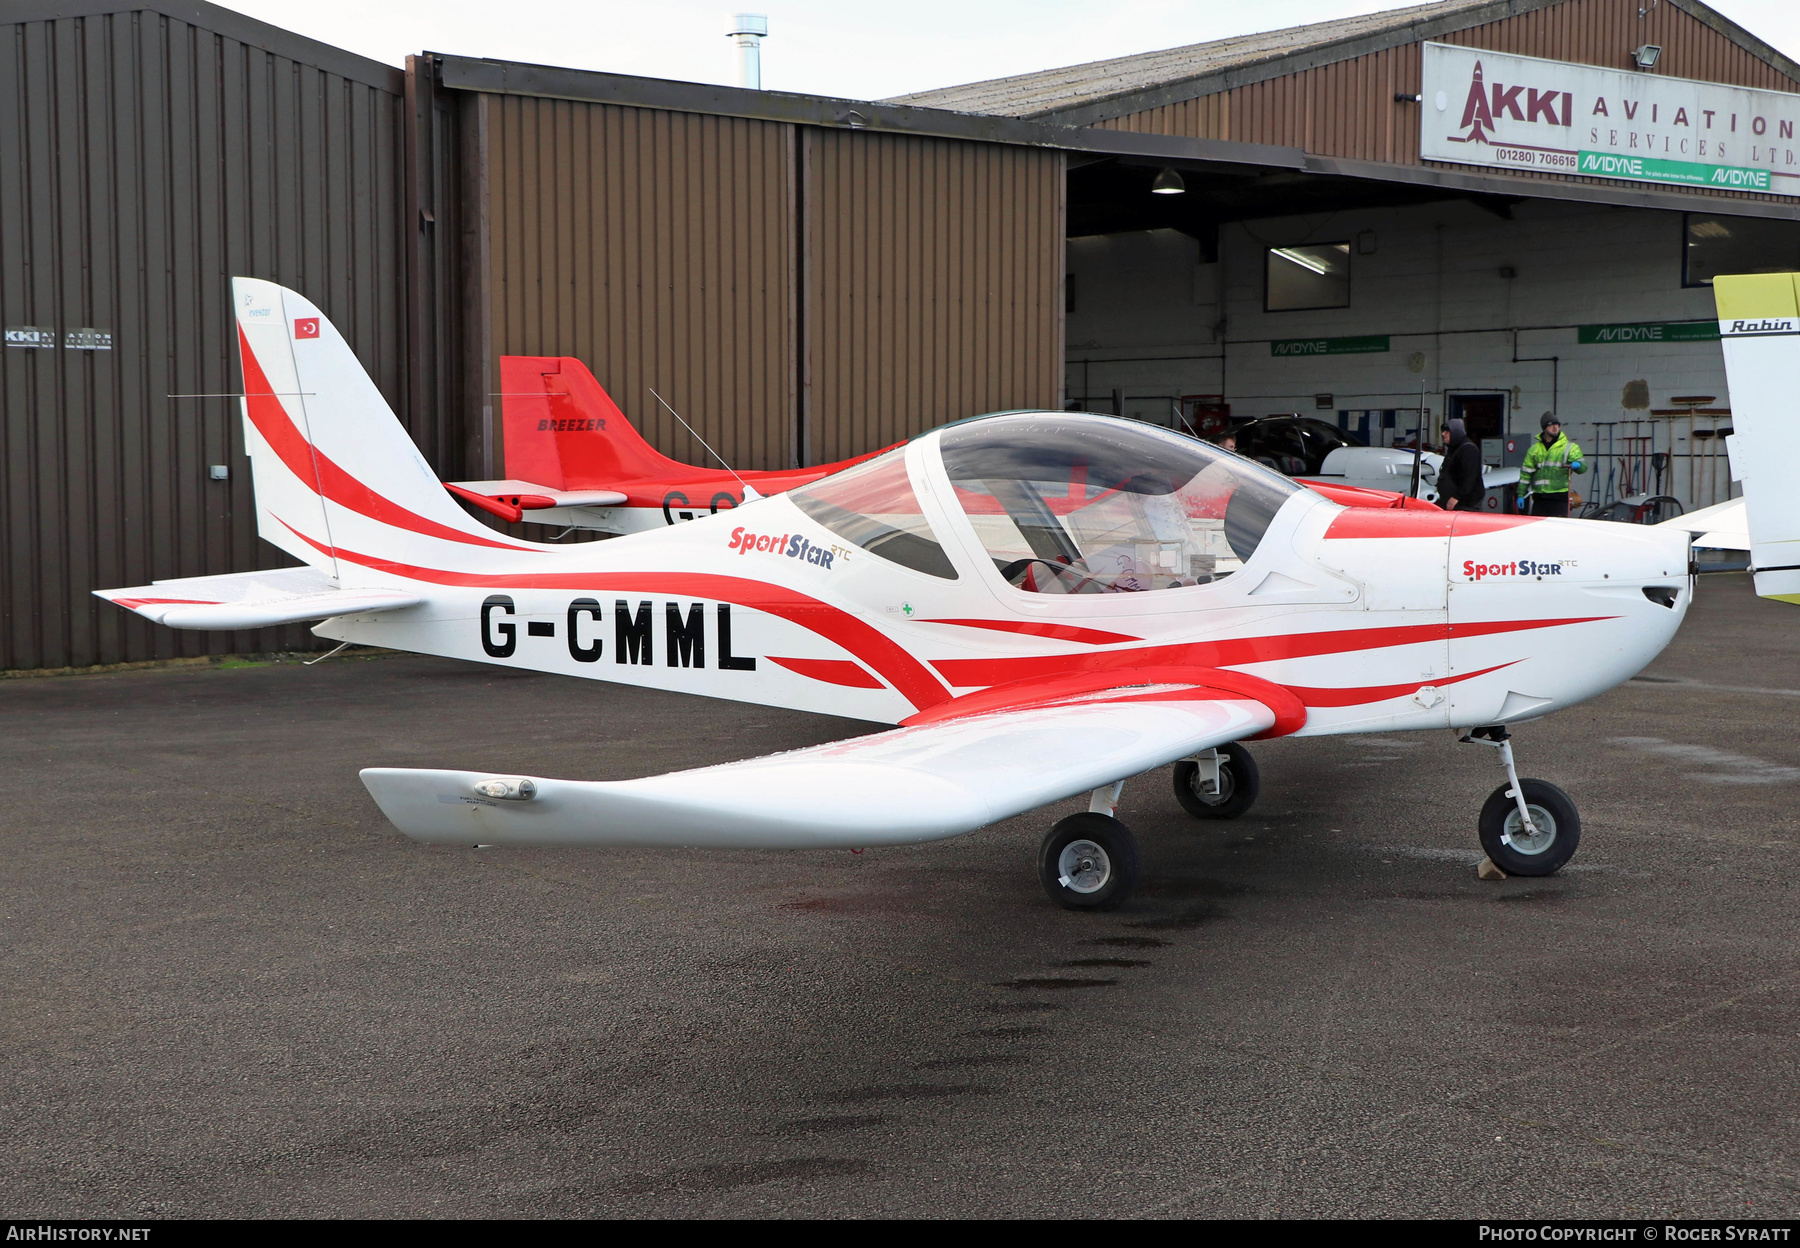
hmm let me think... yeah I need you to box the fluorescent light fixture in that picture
[1150,167,1186,195]
[1633,43,1662,68]
[1271,247,1331,275]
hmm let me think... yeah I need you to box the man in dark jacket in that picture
[1437,418,1485,511]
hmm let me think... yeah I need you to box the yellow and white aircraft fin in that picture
[1714,272,1800,603]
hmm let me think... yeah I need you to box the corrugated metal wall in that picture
[802,131,1065,462]
[476,97,1066,471]
[482,94,799,473]
[1097,0,1800,201]
[1094,93,1232,141]
[0,5,413,671]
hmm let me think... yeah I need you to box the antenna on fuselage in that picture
[1407,381,1426,500]
[648,388,760,501]
[1169,398,1204,442]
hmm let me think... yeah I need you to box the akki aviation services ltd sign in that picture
[1421,41,1800,197]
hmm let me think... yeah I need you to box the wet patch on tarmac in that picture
[960,1025,1051,1040]
[1123,903,1228,929]
[770,1115,886,1136]
[914,1054,1030,1072]
[621,1157,874,1194]
[822,1084,995,1104]
[984,1000,1066,1013]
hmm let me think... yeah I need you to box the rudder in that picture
[234,278,539,583]
[1714,272,1800,603]
[500,355,686,489]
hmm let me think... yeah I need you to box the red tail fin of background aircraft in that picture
[500,356,685,488]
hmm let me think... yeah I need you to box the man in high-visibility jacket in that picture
[1518,411,1586,517]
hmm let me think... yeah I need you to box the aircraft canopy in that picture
[938,413,1302,593]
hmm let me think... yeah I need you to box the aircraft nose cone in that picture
[1448,516,1690,722]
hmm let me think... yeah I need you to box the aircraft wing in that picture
[93,567,422,630]
[1659,496,1748,551]
[360,671,1286,850]
[1482,466,1520,489]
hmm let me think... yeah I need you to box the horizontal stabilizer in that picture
[94,567,421,630]
[362,680,1276,849]
[450,479,630,509]
[1659,497,1748,551]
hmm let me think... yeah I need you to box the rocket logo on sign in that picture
[294,318,320,339]
[1448,59,1572,144]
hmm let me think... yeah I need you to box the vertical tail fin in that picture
[1714,273,1800,604]
[499,355,687,488]
[234,278,538,583]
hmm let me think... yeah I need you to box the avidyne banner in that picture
[1421,42,1800,197]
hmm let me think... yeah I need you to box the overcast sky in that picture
[214,0,1800,101]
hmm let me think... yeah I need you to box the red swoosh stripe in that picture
[1324,510,1542,539]
[902,665,1308,738]
[918,618,1141,645]
[1286,661,1517,708]
[928,617,1610,688]
[277,522,950,711]
[112,597,218,609]
[768,657,886,689]
[238,327,536,553]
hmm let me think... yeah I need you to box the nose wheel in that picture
[1172,742,1260,819]
[1462,727,1581,876]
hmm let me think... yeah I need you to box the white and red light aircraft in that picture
[98,278,1700,909]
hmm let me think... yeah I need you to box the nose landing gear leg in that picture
[1460,726,1581,876]
[1172,741,1260,819]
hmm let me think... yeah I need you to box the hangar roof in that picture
[890,0,1800,125]
[5,0,403,90]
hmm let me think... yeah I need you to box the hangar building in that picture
[3,0,1796,669]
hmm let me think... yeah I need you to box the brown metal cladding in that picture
[0,5,413,672]
[1094,93,1230,140]
[482,94,798,472]
[1099,0,1800,203]
[802,129,1064,462]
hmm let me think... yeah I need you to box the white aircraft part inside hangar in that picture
[3,0,1799,671]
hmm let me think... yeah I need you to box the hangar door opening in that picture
[1061,154,1517,481]
[1445,392,1509,468]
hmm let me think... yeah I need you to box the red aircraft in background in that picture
[446,356,886,535]
[446,356,1437,535]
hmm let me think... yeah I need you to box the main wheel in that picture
[1172,742,1260,820]
[1478,778,1580,876]
[1038,812,1140,911]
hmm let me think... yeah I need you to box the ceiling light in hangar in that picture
[1150,167,1186,195]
